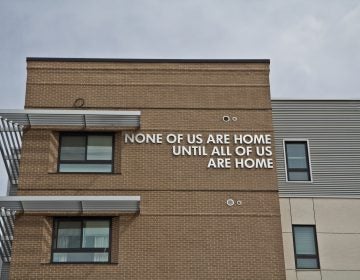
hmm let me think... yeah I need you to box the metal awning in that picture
[0,196,140,213]
[0,109,141,128]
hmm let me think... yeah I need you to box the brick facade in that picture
[9,59,286,279]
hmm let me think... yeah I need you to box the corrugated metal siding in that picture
[272,100,360,197]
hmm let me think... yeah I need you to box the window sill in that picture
[286,180,313,184]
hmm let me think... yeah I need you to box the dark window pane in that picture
[286,143,307,169]
[294,227,316,255]
[57,221,81,248]
[87,135,112,160]
[296,258,318,269]
[60,136,86,160]
[288,171,310,181]
[59,164,112,173]
[53,218,111,263]
[82,220,110,248]
[59,134,113,173]
[53,252,109,263]
[293,226,319,269]
[285,141,311,181]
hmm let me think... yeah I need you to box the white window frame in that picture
[283,139,313,183]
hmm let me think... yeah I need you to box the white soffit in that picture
[0,109,141,128]
[0,196,140,213]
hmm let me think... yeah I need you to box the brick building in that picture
[2,58,359,280]
[0,58,286,279]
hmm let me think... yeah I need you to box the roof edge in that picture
[26,57,270,63]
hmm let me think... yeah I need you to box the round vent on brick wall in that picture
[226,198,235,206]
[223,116,230,122]
[73,98,85,108]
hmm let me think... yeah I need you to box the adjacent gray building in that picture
[273,100,360,280]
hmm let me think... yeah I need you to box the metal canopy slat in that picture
[0,196,141,213]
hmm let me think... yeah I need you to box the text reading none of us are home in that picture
[124,133,273,169]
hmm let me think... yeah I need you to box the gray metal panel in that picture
[85,114,140,127]
[82,200,140,212]
[0,113,29,126]
[22,201,80,212]
[272,100,360,197]
[28,113,84,126]
[0,201,22,211]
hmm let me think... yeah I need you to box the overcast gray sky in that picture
[0,0,359,193]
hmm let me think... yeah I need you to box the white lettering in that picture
[207,158,231,168]
[234,146,252,156]
[234,158,273,169]
[124,133,162,144]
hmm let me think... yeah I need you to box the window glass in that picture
[296,258,318,269]
[286,143,307,169]
[293,225,319,269]
[56,221,81,248]
[53,218,111,263]
[60,136,86,160]
[288,171,309,181]
[87,135,112,160]
[82,220,110,248]
[59,164,112,173]
[294,226,316,254]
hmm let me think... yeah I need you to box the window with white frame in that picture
[284,141,311,181]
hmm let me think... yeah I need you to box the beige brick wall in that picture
[9,59,285,279]
[24,60,270,109]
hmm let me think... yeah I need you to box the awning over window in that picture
[0,196,140,213]
[0,109,141,193]
[0,109,141,128]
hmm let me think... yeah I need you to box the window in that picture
[59,133,114,173]
[285,141,311,181]
[293,225,320,269]
[52,218,111,263]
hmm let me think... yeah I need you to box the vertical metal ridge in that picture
[0,118,22,195]
[0,208,16,267]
